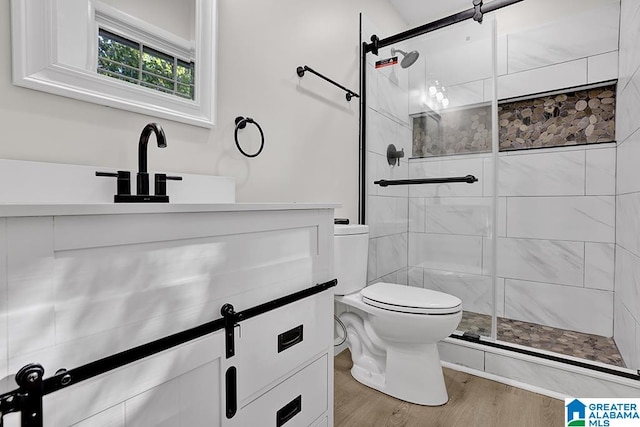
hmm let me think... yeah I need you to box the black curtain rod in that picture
[365,0,524,53]
[374,175,478,187]
[297,65,360,101]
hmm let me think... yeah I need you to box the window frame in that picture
[11,0,217,128]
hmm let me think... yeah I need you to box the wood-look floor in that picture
[334,350,563,427]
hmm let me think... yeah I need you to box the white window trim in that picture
[11,0,216,128]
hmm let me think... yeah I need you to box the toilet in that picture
[334,224,462,406]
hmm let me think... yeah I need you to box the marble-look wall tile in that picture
[482,157,495,197]
[497,59,587,101]
[587,51,619,85]
[367,238,377,283]
[378,271,398,285]
[496,277,506,318]
[367,108,398,157]
[507,4,619,74]
[616,192,640,256]
[396,196,408,235]
[408,157,484,198]
[441,81,485,110]
[618,0,640,90]
[506,196,615,243]
[425,197,492,236]
[396,267,408,286]
[498,197,506,237]
[423,269,493,315]
[616,129,640,195]
[614,295,638,370]
[616,75,640,144]
[409,233,483,275]
[372,153,409,198]
[377,72,409,125]
[505,278,613,336]
[366,151,380,197]
[614,246,640,323]
[499,150,585,197]
[586,147,616,196]
[485,352,640,398]
[376,233,407,278]
[408,266,423,287]
[368,196,398,238]
[584,243,615,291]
[408,197,425,233]
[495,238,584,287]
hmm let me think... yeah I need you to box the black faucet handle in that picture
[154,173,183,196]
[96,170,131,196]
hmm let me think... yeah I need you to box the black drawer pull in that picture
[278,325,304,353]
[225,367,237,419]
[276,395,302,427]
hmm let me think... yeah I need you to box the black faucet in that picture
[96,123,181,203]
[137,123,167,196]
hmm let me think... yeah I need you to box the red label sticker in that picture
[375,57,398,69]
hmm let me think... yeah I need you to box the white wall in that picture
[0,1,406,222]
[614,0,640,370]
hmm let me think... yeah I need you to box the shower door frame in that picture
[357,0,640,381]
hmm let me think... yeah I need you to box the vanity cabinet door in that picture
[233,292,333,404]
[230,355,328,427]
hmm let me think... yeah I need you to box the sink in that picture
[0,159,235,204]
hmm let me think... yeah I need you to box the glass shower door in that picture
[404,17,497,339]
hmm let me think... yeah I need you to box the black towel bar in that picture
[297,65,360,101]
[374,175,478,187]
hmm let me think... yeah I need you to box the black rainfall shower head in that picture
[391,48,420,69]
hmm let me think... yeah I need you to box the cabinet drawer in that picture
[236,355,328,427]
[235,292,332,402]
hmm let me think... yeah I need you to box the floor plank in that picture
[334,350,563,427]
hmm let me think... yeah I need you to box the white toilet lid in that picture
[361,282,462,315]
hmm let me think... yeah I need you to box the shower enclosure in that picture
[360,0,629,377]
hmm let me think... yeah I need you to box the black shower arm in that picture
[296,65,360,101]
[374,175,478,186]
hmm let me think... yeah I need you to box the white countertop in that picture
[0,202,341,217]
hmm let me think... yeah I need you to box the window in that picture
[98,29,195,100]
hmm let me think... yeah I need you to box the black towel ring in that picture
[234,116,265,158]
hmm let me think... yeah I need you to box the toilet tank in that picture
[334,224,369,295]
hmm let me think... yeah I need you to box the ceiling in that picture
[388,0,477,27]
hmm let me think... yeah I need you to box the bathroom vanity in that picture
[0,203,336,427]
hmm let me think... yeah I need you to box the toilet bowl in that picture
[334,224,462,406]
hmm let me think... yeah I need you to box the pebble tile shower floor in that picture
[458,311,625,367]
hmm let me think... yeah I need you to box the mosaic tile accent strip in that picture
[412,106,491,157]
[411,84,616,157]
[457,311,625,368]
[499,84,616,151]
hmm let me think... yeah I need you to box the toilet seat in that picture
[361,282,462,315]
